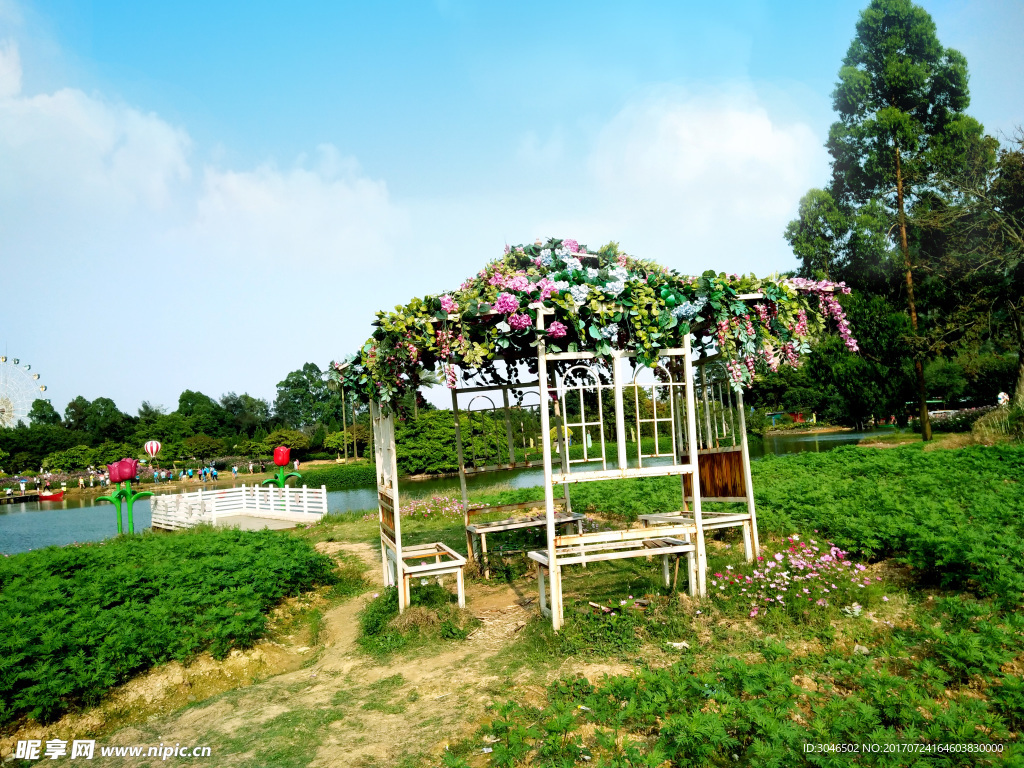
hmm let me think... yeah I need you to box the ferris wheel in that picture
[0,356,48,429]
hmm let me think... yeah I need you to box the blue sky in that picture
[1,0,1022,417]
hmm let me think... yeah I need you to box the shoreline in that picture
[763,425,856,436]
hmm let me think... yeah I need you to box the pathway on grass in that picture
[90,542,539,768]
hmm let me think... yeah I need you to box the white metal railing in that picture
[151,483,327,530]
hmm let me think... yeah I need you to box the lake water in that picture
[0,429,884,555]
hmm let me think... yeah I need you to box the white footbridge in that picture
[151,484,328,531]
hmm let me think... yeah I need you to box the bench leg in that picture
[381,541,392,587]
[662,554,671,588]
[456,567,465,609]
[577,519,586,569]
[537,562,549,617]
[481,533,489,580]
[742,521,753,563]
[403,571,411,609]
[554,566,564,629]
[687,551,697,597]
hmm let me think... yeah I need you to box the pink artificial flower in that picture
[562,238,579,253]
[506,274,531,292]
[546,321,568,338]
[439,295,458,313]
[493,292,520,314]
[508,313,532,331]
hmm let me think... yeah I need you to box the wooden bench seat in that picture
[386,541,467,608]
[527,526,699,617]
[465,498,584,578]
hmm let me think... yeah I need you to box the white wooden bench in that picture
[527,522,699,617]
[386,541,467,609]
[465,498,584,578]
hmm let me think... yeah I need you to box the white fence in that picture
[151,484,328,531]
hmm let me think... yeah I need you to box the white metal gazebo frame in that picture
[367,301,761,630]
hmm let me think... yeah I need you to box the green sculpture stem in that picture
[98,480,153,534]
[261,467,302,488]
[122,480,152,534]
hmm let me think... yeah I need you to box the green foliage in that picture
[299,462,376,491]
[911,407,994,433]
[752,445,1024,603]
[473,593,1024,765]
[181,433,225,462]
[27,399,61,426]
[343,238,853,412]
[264,429,310,454]
[0,528,341,727]
[356,584,477,658]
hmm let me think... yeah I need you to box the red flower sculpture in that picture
[273,446,290,467]
[106,458,139,483]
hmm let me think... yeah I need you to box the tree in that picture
[63,396,90,431]
[264,429,310,454]
[785,189,849,280]
[181,434,224,463]
[827,0,990,439]
[85,397,131,443]
[28,399,61,426]
[273,363,333,428]
[907,131,1024,407]
[220,392,270,436]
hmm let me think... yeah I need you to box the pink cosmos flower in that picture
[546,321,568,338]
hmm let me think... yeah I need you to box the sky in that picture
[1,0,1022,418]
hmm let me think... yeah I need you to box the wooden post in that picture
[285,485,291,515]
[736,389,760,561]
[683,337,708,597]
[341,385,349,462]
[536,310,562,630]
[302,484,308,514]
[451,387,472,561]
[612,352,628,472]
[321,485,328,514]
[501,387,516,464]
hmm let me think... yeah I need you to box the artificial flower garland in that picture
[338,238,857,411]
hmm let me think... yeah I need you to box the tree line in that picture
[0,362,370,475]
[745,0,1022,437]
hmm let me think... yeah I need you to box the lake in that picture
[0,429,884,555]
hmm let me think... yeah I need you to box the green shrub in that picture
[299,462,376,491]
[0,528,340,727]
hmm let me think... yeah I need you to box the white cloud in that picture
[191,145,405,268]
[0,37,20,98]
[582,87,826,270]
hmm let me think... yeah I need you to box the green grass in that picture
[0,526,349,729]
[357,583,478,658]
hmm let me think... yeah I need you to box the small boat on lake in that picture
[38,491,65,502]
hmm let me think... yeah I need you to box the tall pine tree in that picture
[827,0,988,439]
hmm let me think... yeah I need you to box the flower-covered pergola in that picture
[341,238,857,629]
[339,238,856,409]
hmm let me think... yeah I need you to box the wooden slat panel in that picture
[682,448,746,499]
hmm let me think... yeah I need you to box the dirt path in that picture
[85,542,540,768]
